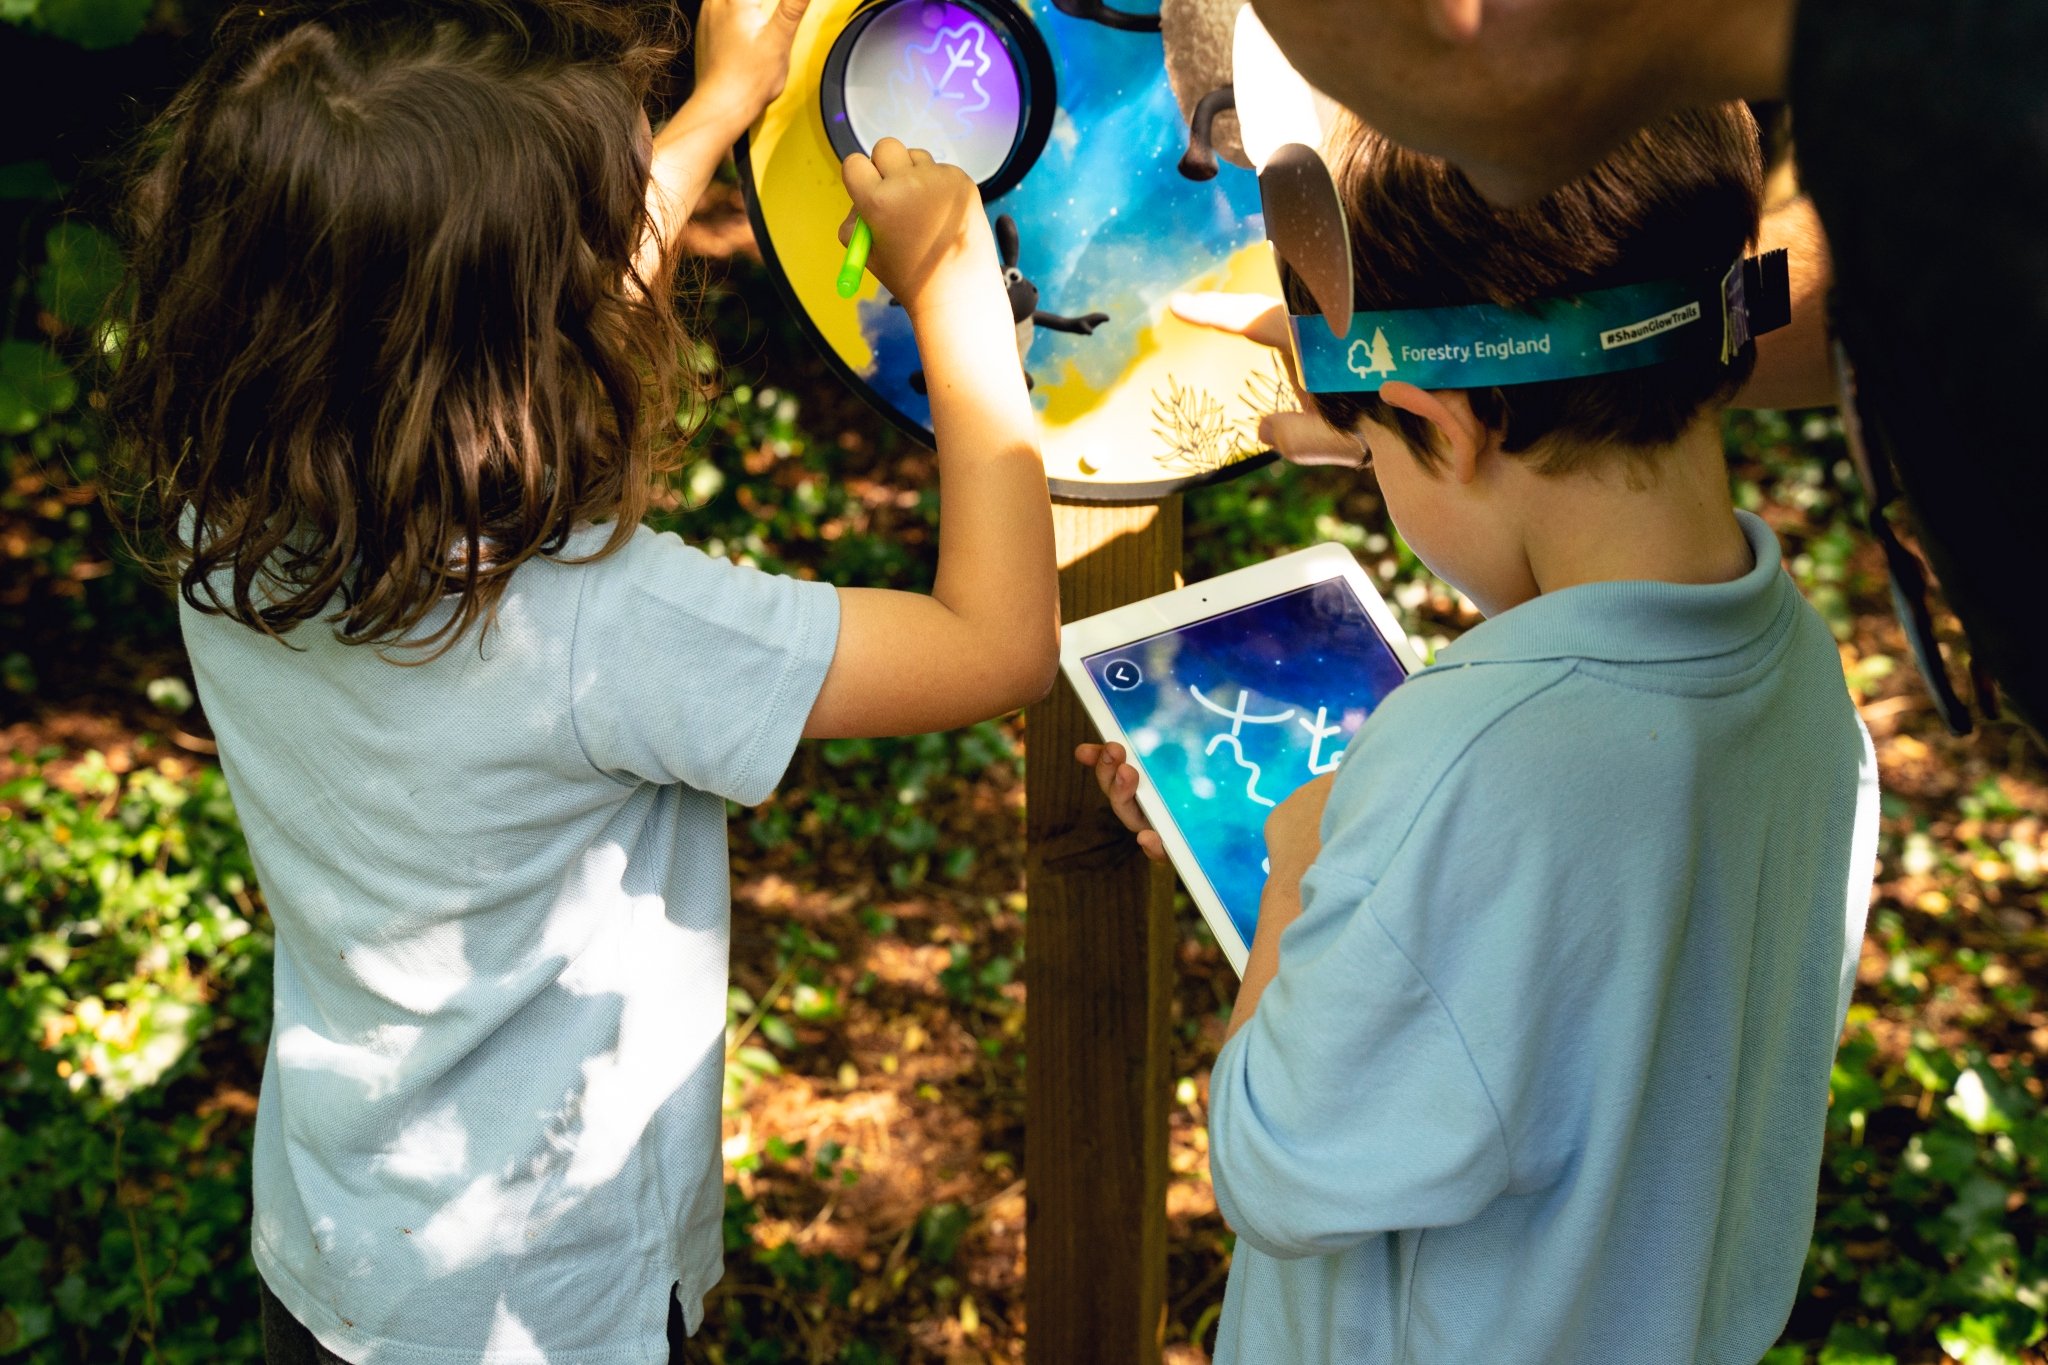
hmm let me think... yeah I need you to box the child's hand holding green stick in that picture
[837,216,873,297]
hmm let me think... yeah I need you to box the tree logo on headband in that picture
[1346,327,1398,380]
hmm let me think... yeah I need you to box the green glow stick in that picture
[836,217,872,298]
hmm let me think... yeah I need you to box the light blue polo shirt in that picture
[181,523,839,1364]
[1207,511,1878,1365]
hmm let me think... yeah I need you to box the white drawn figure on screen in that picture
[1189,684,1296,807]
[891,12,997,129]
[1298,705,1344,775]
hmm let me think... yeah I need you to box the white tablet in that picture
[1059,544,1420,974]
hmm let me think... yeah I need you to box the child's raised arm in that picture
[803,139,1057,738]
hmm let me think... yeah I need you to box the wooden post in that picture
[1025,497,1181,1365]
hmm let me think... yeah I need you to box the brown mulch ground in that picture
[6,185,2041,1364]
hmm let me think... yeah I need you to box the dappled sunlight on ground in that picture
[5,203,2042,1365]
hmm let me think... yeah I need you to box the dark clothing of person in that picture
[260,1280,353,1365]
[1791,0,2047,736]
[259,1277,695,1364]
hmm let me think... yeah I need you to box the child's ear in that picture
[1378,381,1488,483]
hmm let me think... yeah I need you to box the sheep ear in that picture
[995,214,1020,269]
[1234,4,1327,168]
[1260,144,1352,338]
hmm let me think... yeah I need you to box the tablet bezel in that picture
[1057,543,1422,974]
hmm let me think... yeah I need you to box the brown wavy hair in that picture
[112,0,693,655]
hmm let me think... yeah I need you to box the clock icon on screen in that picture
[1103,659,1143,691]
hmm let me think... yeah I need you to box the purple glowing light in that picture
[840,1,1025,185]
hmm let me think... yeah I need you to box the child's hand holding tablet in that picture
[1060,544,1418,973]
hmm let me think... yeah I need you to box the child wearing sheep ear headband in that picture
[1083,30,1869,1362]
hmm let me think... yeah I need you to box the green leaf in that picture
[50,1274,87,1323]
[0,1302,55,1354]
[1936,1311,2033,1365]
[0,341,77,434]
[33,0,150,49]
[913,1202,971,1266]
[757,1014,796,1050]
[1904,1126,1981,1188]
[146,676,195,715]
[790,981,840,1022]
[732,1045,780,1077]
[0,160,62,201]
[1815,1319,1896,1365]
[1904,1045,1957,1096]
[1946,1068,2016,1135]
[36,222,125,329]
[1938,1173,2015,1256]
[0,653,35,696]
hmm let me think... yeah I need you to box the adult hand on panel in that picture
[1170,291,1368,468]
[692,0,815,136]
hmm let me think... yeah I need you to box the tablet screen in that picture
[1082,579,1408,948]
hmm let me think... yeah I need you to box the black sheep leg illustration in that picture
[906,215,1109,395]
[1049,0,1160,32]
[1033,309,1111,336]
[1178,84,1236,181]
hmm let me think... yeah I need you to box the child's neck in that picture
[1518,415,1753,597]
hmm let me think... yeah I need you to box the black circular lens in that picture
[820,0,1055,202]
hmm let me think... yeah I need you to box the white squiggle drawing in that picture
[1298,705,1345,775]
[1190,685,1295,807]
[892,21,996,126]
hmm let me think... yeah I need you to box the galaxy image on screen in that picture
[1085,581,1408,948]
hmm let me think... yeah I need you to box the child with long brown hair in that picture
[112,1,1055,1359]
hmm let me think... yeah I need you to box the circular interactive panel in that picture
[738,0,1287,503]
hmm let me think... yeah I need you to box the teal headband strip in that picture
[1292,251,1790,394]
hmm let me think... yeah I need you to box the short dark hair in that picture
[113,0,691,656]
[1289,104,1764,473]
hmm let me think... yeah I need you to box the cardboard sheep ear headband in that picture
[1233,5,1354,338]
[1232,7,1794,389]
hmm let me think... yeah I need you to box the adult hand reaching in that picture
[1169,291,1367,468]
[639,0,812,277]
[691,0,814,134]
